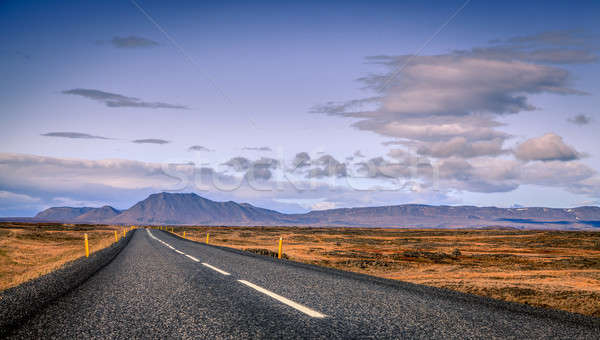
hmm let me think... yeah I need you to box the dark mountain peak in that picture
[150,192,203,199]
[110,192,281,225]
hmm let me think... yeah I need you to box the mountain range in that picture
[33,192,600,229]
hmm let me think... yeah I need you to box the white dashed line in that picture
[148,230,200,261]
[185,254,200,262]
[149,229,326,318]
[202,263,231,276]
[237,280,327,318]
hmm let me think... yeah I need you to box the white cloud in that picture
[309,32,599,200]
[0,153,181,191]
[417,136,507,158]
[376,56,579,116]
[520,161,596,186]
[311,201,337,210]
[0,190,40,203]
[514,133,582,161]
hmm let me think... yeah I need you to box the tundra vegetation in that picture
[182,226,600,317]
[1,223,599,317]
[0,223,117,290]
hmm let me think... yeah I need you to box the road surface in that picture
[7,229,599,339]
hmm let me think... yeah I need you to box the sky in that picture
[1,0,599,216]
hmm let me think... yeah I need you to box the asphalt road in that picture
[7,229,599,339]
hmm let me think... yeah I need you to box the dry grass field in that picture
[0,223,120,291]
[1,223,599,318]
[178,226,600,317]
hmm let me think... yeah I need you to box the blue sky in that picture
[1,0,599,216]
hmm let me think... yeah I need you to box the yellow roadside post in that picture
[123,229,126,238]
[183,231,186,239]
[114,230,118,242]
[278,236,283,259]
[84,233,89,257]
[206,232,210,244]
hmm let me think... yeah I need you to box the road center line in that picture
[174,249,184,255]
[237,280,327,318]
[185,254,200,262]
[202,263,231,275]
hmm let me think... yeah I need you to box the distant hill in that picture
[34,206,121,223]
[285,205,600,229]
[75,206,121,223]
[30,192,600,229]
[35,207,95,221]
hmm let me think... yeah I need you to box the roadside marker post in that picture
[206,233,210,244]
[123,229,126,238]
[183,231,186,239]
[84,233,89,258]
[278,237,283,259]
[114,230,118,242]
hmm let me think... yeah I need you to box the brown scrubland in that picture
[0,223,118,290]
[180,226,600,317]
[1,223,599,317]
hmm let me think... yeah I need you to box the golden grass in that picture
[3,224,598,317]
[175,226,600,317]
[0,223,121,291]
